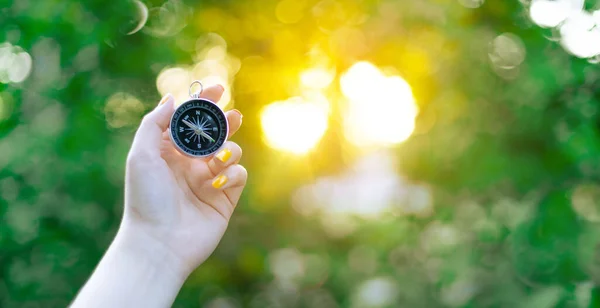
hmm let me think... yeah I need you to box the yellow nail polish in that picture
[158,94,171,106]
[215,149,232,163]
[212,175,228,189]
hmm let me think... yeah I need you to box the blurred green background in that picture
[2,0,600,307]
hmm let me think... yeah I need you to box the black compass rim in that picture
[168,98,229,158]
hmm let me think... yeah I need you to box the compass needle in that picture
[182,119,198,130]
[199,131,216,143]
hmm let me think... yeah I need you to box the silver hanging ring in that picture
[189,80,204,98]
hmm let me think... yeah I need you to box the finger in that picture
[211,164,248,192]
[187,164,247,221]
[199,84,243,137]
[160,130,190,170]
[225,109,243,138]
[199,84,224,103]
[207,141,242,176]
[130,94,175,158]
[220,165,248,207]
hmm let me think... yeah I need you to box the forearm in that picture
[71,227,188,308]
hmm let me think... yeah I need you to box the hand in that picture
[123,85,246,278]
[71,85,245,308]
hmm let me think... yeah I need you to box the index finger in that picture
[225,109,242,138]
[198,84,224,103]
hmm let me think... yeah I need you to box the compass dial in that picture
[169,99,228,157]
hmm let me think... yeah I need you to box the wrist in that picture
[72,224,189,308]
[114,223,192,282]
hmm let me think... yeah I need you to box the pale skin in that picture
[71,85,247,308]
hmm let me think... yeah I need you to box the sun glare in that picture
[300,68,335,89]
[340,61,418,147]
[527,0,600,60]
[529,0,574,28]
[260,97,329,154]
[155,33,238,108]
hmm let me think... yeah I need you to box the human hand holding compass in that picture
[72,83,246,308]
[107,84,243,299]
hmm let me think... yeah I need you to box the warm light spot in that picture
[530,0,568,27]
[291,151,434,220]
[268,248,305,281]
[440,273,479,307]
[205,298,238,308]
[0,42,33,84]
[571,183,600,222]
[340,61,418,147]
[529,0,583,28]
[143,0,189,38]
[205,45,228,61]
[124,0,149,35]
[261,97,328,154]
[353,277,400,307]
[458,0,485,9]
[104,92,145,128]
[340,61,382,102]
[399,185,434,217]
[302,90,331,114]
[300,68,334,89]
[155,34,238,108]
[421,221,462,253]
[527,0,599,60]
[8,51,32,83]
[489,33,526,69]
[560,11,600,58]
[156,67,190,103]
[192,61,232,107]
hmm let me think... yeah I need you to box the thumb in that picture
[130,93,175,157]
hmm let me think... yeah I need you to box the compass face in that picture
[169,99,228,157]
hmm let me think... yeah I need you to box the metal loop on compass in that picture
[189,80,204,98]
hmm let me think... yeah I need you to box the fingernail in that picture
[212,175,228,189]
[232,109,243,119]
[158,93,173,106]
[215,148,232,163]
[216,84,224,91]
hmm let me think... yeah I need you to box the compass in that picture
[169,81,229,157]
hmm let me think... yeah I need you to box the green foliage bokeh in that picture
[2,0,600,307]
